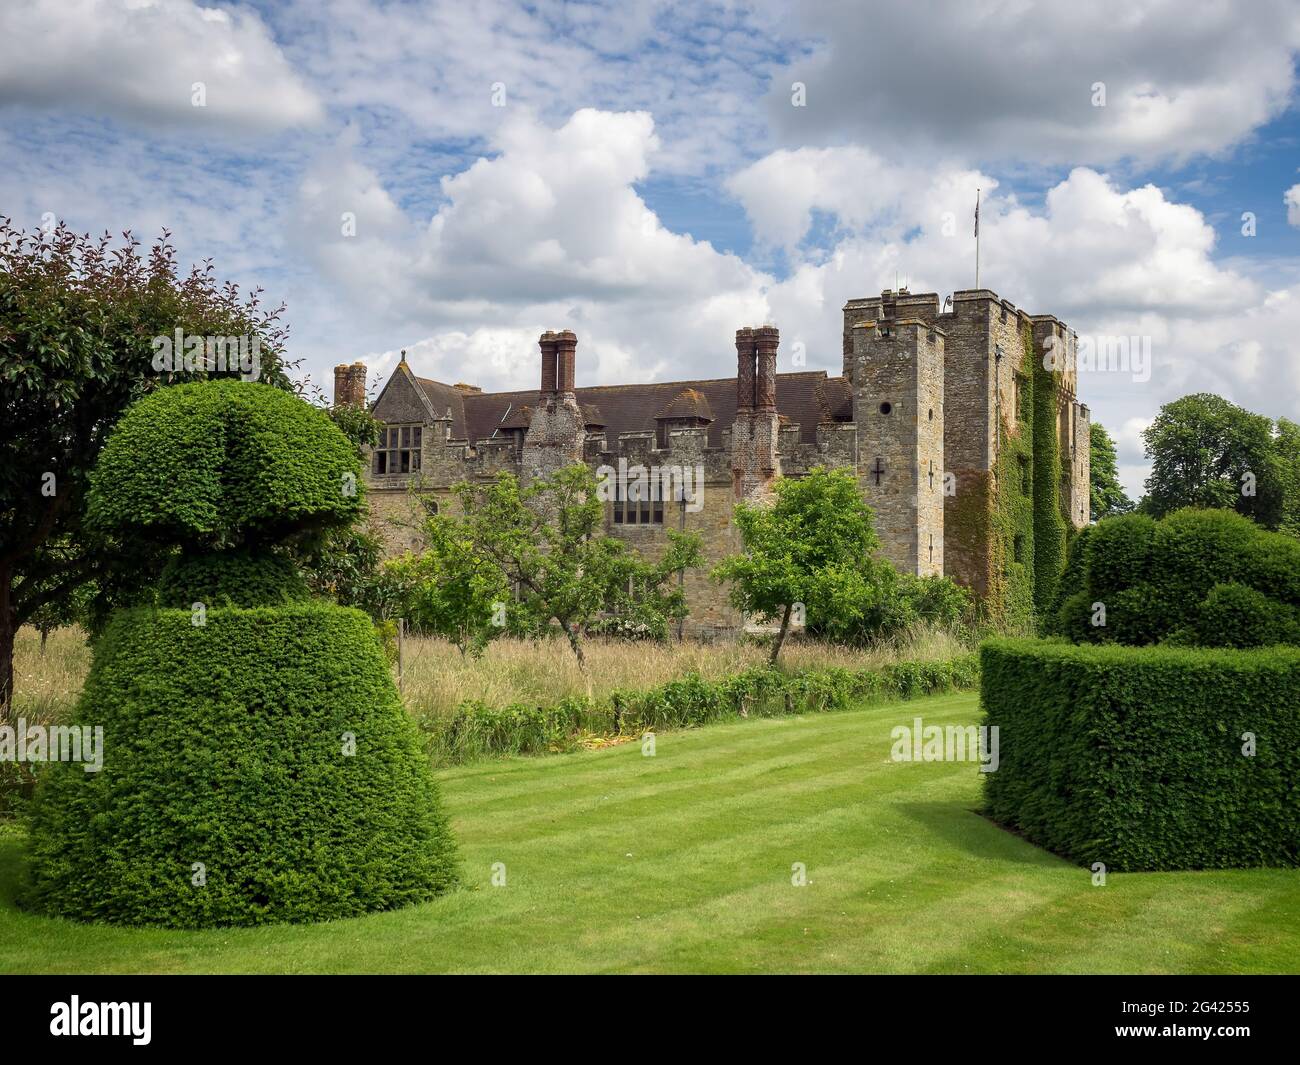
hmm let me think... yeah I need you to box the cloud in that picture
[733,152,1294,500]
[274,0,792,176]
[0,0,323,132]
[768,0,1300,166]
[293,109,771,391]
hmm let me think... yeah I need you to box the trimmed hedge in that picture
[981,638,1300,871]
[424,655,979,765]
[87,380,361,546]
[1054,507,1300,647]
[24,604,459,927]
[157,549,310,608]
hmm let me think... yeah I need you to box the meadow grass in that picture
[2,688,1297,974]
[396,622,970,720]
[13,623,970,729]
[9,626,90,727]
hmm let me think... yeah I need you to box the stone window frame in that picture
[611,480,665,526]
[374,423,423,475]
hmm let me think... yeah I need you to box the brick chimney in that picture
[523,330,585,481]
[735,327,755,412]
[333,360,367,408]
[731,325,780,501]
[754,325,778,412]
[556,330,577,393]
[539,331,559,394]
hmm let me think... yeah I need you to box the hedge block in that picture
[981,638,1300,871]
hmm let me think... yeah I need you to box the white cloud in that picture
[769,0,1300,166]
[0,0,323,131]
[293,109,772,392]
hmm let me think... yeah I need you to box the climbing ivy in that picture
[1030,326,1068,618]
[947,328,1036,631]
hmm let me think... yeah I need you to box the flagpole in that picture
[974,187,980,290]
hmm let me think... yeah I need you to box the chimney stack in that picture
[539,331,559,394]
[556,330,577,393]
[735,327,756,412]
[333,360,367,408]
[754,326,779,412]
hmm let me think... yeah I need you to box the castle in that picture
[338,288,1090,634]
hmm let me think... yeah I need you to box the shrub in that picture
[423,654,980,765]
[1062,508,1299,647]
[23,605,458,927]
[26,380,457,927]
[157,550,310,608]
[87,379,361,547]
[1190,583,1298,649]
[981,638,1300,870]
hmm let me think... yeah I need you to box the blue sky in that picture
[2,0,1299,498]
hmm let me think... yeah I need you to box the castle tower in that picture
[731,325,781,500]
[522,330,585,480]
[851,317,944,576]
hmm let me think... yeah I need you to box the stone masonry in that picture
[346,286,1089,634]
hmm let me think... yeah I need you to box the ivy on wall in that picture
[1030,326,1068,619]
[947,328,1036,631]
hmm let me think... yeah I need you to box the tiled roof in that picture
[414,377,469,440]
[655,387,715,422]
[425,370,842,448]
[816,377,852,423]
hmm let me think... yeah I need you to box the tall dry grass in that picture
[397,623,972,720]
[9,626,90,727]
[6,621,972,726]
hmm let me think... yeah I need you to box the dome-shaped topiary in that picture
[24,605,458,927]
[87,379,362,547]
[26,379,458,927]
[1057,507,1300,648]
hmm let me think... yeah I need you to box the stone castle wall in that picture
[360,290,1089,635]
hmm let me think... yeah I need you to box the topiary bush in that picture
[24,605,457,926]
[1056,507,1300,647]
[87,379,362,547]
[157,550,310,608]
[24,380,458,927]
[1186,583,1299,649]
[981,638,1300,870]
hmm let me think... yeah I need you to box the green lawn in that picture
[2,690,1298,974]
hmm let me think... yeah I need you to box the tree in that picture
[391,516,514,657]
[1141,393,1282,526]
[713,467,895,666]
[0,219,293,720]
[1276,417,1300,540]
[1089,421,1133,521]
[441,465,702,668]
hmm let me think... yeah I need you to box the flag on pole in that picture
[974,188,980,237]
